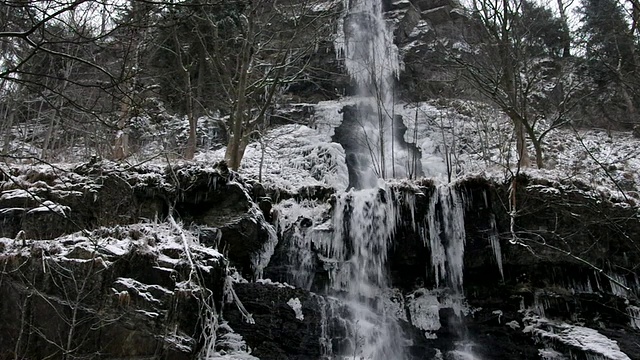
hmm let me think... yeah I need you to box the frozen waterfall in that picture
[336,0,410,188]
[272,184,476,359]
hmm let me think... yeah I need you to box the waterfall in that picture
[316,187,407,359]
[336,0,408,188]
[271,183,484,358]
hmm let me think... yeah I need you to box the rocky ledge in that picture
[0,162,638,359]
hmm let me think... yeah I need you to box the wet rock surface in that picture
[1,162,639,359]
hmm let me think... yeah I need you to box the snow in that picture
[287,297,304,320]
[4,96,637,209]
[0,189,41,201]
[195,124,349,193]
[492,309,503,323]
[134,309,160,318]
[523,316,631,360]
[25,200,70,216]
[255,278,295,289]
[506,320,520,330]
[114,277,172,304]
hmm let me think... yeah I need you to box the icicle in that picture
[608,273,628,297]
[440,186,466,292]
[427,189,446,287]
[627,305,640,329]
[321,186,406,359]
[250,206,278,280]
[425,185,466,292]
[489,214,504,281]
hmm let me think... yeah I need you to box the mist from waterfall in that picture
[336,0,407,189]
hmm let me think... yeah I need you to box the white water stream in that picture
[317,187,406,358]
[336,0,409,188]
[306,185,471,359]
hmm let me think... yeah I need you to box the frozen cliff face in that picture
[263,175,640,360]
[1,160,638,360]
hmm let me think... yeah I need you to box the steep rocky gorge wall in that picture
[264,175,640,359]
[0,162,275,359]
[1,162,639,359]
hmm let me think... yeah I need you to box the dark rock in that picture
[22,208,76,239]
[422,5,453,24]
[416,0,457,11]
[66,246,96,259]
[0,208,24,238]
[393,2,422,44]
[219,214,273,279]
[225,282,349,360]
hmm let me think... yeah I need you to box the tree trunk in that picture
[514,118,530,168]
[185,114,197,160]
[225,16,254,170]
[2,102,14,155]
[532,137,544,169]
[556,0,571,58]
[173,31,196,160]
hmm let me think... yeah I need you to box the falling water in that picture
[272,184,483,358]
[336,0,408,188]
[316,187,407,359]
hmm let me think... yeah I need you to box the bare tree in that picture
[0,0,151,162]
[450,0,578,168]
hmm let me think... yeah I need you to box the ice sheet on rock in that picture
[406,289,442,333]
[273,198,331,289]
[539,348,568,359]
[204,321,259,360]
[273,198,330,236]
[523,316,631,360]
[627,305,640,329]
[250,206,278,280]
[195,124,348,192]
[287,298,304,321]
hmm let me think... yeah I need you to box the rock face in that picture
[0,162,276,359]
[262,176,640,359]
[1,162,639,360]
[0,224,224,360]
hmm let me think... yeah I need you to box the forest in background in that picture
[1,0,640,170]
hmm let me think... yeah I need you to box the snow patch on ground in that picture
[195,124,348,193]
